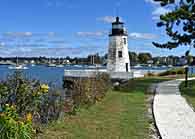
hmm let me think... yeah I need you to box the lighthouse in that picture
[107,17,130,73]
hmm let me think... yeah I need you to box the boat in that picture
[56,64,64,68]
[168,65,173,68]
[134,64,142,68]
[8,64,28,70]
[161,65,167,68]
[56,58,64,67]
[47,58,56,67]
[73,64,83,68]
[8,57,28,70]
[48,63,56,67]
[88,64,103,69]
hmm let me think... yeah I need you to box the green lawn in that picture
[180,80,195,108]
[38,77,171,139]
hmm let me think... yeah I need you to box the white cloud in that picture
[76,31,107,37]
[97,16,116,23]
[4,32,33,37]
[145,0,171,20]
[152,7,171,20]
[0,42,6,47]
[129,32,159,40]
[48,32,56,37]
[145,0,159,5]
[152,7,171,16]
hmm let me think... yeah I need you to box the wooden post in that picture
[185,66,188,88]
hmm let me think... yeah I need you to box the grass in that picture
[38,77,171,139]
[180,80,195,108]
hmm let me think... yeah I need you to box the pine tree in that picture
[152,0,195,53]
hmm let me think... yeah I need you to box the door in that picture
[126,63,128,72]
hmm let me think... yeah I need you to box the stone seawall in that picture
[64,69,135,79]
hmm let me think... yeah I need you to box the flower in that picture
[26,113,32,122]
[40,84,49,93]
[5,104,9,107]
[11,105,15,109]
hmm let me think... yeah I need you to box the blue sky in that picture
[0,0,192,57]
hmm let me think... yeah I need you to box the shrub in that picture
[158,68,185,76]
[0,104,34,139]
[65,73,111,107]
[0,71,65,124]
[144,72,156,77]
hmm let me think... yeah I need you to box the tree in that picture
[129,51,138,66]
[138,53,152,64]
[152,0,195,50]
[153,0,195,87]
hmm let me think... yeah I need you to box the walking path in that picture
[153,79,195,139]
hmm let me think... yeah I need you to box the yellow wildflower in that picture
[40,84,49,93]
[5,104,9,107]
[26,113,32,122]
[11,105,15,109]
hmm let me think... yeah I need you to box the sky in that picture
[0,0,192,57]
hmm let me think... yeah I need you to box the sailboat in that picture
[56,58,64,68]
[8,57,28,70]
[47,58,56,67]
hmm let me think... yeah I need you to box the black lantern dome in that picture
[109,17,128,36]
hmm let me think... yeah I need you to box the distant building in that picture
[107,17,130,72]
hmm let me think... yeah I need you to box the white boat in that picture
[8,57,28,70]
[56,64,64,68]
[168,65,173,68]
[88,64,103,68]
[8,65,28,70]
[134,64,142,68]
[48,64,56,67]
[56,58,64,67]
[161,65,167,68]
[73,64,83,68]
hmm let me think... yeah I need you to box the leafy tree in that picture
[138,53,152,64]
[152,0,195,51]
[129,51,138,66]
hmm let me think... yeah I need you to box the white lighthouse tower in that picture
[107,17,130,73]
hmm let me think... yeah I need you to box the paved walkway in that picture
[153,79,195,139]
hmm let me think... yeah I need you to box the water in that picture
[0,65,107,88]
[0,65,173,88]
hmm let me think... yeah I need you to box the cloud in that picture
[145,0,171,20]
[3,32,33,37]
[45,0,76,9]
[76,31,107,37]
[2,32,58,38]
[152,7,171,20]
[129,32,159,40]
[48,40,67,44]
[0,42,6,47]
[145,0,159,5]
[97,16,116,23]
[152,7,171,16]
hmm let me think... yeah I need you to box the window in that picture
[123,38,127,45]
[118,51,122,58]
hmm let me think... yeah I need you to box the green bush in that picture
[66,73,111,107]
[158,68,185,76]
[0,104,34,139]
[0,71,66,124]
